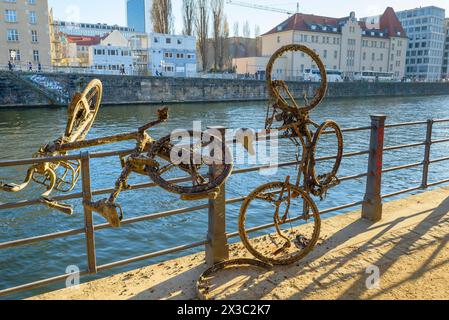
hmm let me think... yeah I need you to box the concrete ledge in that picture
[30,186,449,300]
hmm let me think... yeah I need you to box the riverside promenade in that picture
[31,186,449,300]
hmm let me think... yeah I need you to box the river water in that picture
[2,95,449,299]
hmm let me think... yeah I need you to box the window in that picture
[154,37,159,43]
[33,50,39,62]
[166,37,171,44]
[177,39,182,45]
[31,30,37,42]
[28,0,36,4]
[323,50,327,58]
[7,29,19,41]
[29,11,36,24]
[5,10,17,23]
[9,49,20,61]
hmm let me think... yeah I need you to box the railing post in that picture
[80,151,97,274]
[422,119,433,189]
[362,115,386,222]
[206,126,230,266]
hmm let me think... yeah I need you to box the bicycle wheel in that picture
[64,79,103,143]
[266,44,327,113]
[146,130,233,198]
[239,181,321,265]
[309,120,343,195]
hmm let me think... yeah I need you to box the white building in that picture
[90,31,133,74]
[53,20,142,40]
[148,33,197,77]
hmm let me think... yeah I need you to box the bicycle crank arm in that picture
[39,197,74,216]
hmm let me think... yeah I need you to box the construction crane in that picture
[226,0,299,15]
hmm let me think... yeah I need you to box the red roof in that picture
[64,34,108,46]
[379,7,407,38]
[264,7,407,38]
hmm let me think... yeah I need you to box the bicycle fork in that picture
[272,176,293,255]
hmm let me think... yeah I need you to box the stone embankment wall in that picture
[1,70,449,107]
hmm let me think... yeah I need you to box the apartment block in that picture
[442,18,449,79]
[0,0,51,68]
[53,20,141,40]
[234,7,407,80]
[148,33,196,77]
[397,6,445,81]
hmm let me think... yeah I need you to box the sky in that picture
[48,0,449,36]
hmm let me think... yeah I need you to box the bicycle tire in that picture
[146,130,233,197]
[309,120,343,192]
[238,181,321,265]
[266,44,327,112]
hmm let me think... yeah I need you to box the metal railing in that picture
[1,114,449,297]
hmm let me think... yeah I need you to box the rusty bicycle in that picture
[0,79,233,227]
[0,79,103,215]
[238,44,344,265]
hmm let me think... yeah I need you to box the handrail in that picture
[2,116,449,297]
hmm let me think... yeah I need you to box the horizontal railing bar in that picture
[0,227,85,250]
[383,141,426,152]
[432,137,449,145]
[432,118,449,124]
[0,154,82,167]
[97,240,207,272]
[429,156,449,164]
[94,204,210,231]
[339,172,368,182]
[382,186,422,199]
[319,200,365,215]
[427,178,449,188]
[226,200,365,239]
[382,162,424,174]
[0,270,89,297]
[384,121,427,128]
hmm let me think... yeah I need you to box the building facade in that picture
[396,6,445,81]
[89,31,133,74]
[148,33,196,77]
[0,0,51,69]
[234,7,407,81]
[53,20,140,40]
[443,18,449,79]
[126,0,153,33]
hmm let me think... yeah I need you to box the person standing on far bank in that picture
[28,62,32,72]
[8,60,12,71]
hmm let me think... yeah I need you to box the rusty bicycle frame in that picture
[0,79,234,228]
[238,44,344,265]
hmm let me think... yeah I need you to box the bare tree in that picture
[195,0,209,71]
[243,20,251,38]
[220,15,230,70]
[152,0,173,34]
[233,22,239,37]
[182,0,196,36]
[211,0,224,70]
[254,24,261,37]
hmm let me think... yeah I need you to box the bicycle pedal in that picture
[39,197,74,216]
[0,182,21,192]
